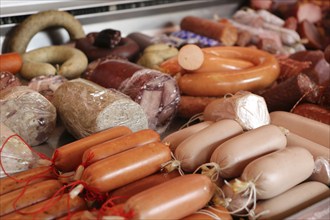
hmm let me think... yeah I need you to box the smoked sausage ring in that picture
[8,10,85,54]
[178,46,280,96]
[75,32,140,62]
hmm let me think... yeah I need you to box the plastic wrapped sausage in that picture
[53,78,148,139]
[0,86,57,146]
[84,59,180,134]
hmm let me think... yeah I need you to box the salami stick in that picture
[180,16,238,46]
[261,73,320,112]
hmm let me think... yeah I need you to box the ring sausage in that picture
[175,119,243,172]
[8,10,85,54]
[124,174,215,220]
[82,129,160,166]
[178,46,280,96]
[54,126,132,172]
[81,142,171,193]
[210,124,287,179]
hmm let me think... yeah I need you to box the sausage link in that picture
[81,142,172,193]
[124,174,215,220]
[54,126,132,172]
[0,179,63,216]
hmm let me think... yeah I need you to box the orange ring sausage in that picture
[178,46,280,96]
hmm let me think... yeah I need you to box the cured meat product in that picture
[260,73,320,112]
[292,103,330,125]
[0,86,57,146]
[53,78,148,139]
[0,72,21,91]
[276,57,311,83]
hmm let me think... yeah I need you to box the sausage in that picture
[81,142,171,193]
[124,174,215,220]
[1,193,87,220]
[203,91,270,130]
[298,19,325,50]
[127,32,154,52]
[292,103,330,125]
[75,33,140,62]
[181,205,232,220]
[0,166,56,196]
[0,53,23,74]
[286,132,330,185]
[8,10,85,54]
[162,121,213,152]
[20,46,88,79]
[0,71,21,91]
[109,171,181,204]
[177,44,204,71]
[210,124,287,179]
[270,111,330,148]
[251,181,329,220]
[82,129,160,166]
[175,119,243,172]
[178,46,280,96]
[260,73,320,112]
[241,146,315,200]
[180,16,238,46]
[57,210,96,220]
[53,126,132,172]
[0,179,63,216]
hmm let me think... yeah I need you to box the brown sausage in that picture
[210,124,287,179]
[0,166,56,196]
[53,126,132,172]
[124,174,215,220]
[181,205,232,220]
[1,193,86,220]
[180,16,238,46]
[0,179,63,216]
[109,171,181,204]
[292,103,330,125]
[82,129,160,166]
[81,142,172,193]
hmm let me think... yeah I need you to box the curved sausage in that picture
[81,142,171,193]
[53,126,132,172]
[178,47,280,96]
[270,111,330,148]
[252,181,329,220]
[124,174,215,220]
[8,10,85,54]
[175,119,243,172]
[0,179,63,216]
[82,129,160,166]
[162,121,213,152]
[109,171,181,204]
[241,146,315,200]
[1,193,87,220]
[210,124,287,179]
[0,166,56,196]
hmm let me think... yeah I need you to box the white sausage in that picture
[250,181,330,220]
[286,132,330,185]
[175,119,243,172]
[162,121,213,152]
[241,146,315,200]
[270,111,330,148]
[211,124,287,179]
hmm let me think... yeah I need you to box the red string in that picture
[0,134,53,180]
[97,196,134,220]
[81,151,95,168]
